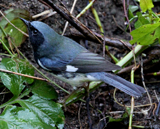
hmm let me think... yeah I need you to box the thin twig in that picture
[62,0,78,35]
[112,15,126,32]
[39,11,57,21]
[155,101,160,116]
[109,111,124,114]
[154,90,159,102]
[122,0,132,39]
[66,29,132,49]
[0,91,10,95]
[113,88,153,108]
[129,67,136,129]
[141,56,152,111]
[152,103,157,116]
[32,10,53,19]
[0,68,47,81]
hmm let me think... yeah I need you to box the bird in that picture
[20,18,146,97]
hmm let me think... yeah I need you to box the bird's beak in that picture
[20,18,29,27]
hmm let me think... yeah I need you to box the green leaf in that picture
[0,58,34,96]
[140,0,154,12]
[130,23,160,45]
[134,12,150,28]
[17,95,64,129]
[65,88,85,105]
[129,5,139,13]
[128,9,134,20]
[32,80,58,100]
[0,9,30,49]
[0,9,30,34]
[0,105,53,129]
[2,18,27,47]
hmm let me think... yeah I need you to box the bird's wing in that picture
[38,51,121,73]
[37,56,71,72]
[68,51,121,73]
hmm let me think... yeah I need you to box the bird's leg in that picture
[60,89,79,110]
[86,94,92,129]
[84,82,92,129]
[81,82,90,96]
[60,86,84,110]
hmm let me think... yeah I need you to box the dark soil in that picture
[1,0,160,129]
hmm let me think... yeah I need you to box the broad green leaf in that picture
[0,105,53,129]
[128,9,134,20]
[129,5,139,13]
[128,5,139,20]
[134,12,150,28]
[65,88,85,105]
[0,58,34,96]
[0,9,30,35]
[130,23,160,45]
[0,9,30,50]
[17,95,64,129]
[4,8,14,14]
[2,18,27,47]
[32,80,58,100]
[140,0,154,12]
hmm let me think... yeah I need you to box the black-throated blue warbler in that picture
[21,18,145,97]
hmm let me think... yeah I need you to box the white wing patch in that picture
[37,59,51,71]
[66,65,78,72]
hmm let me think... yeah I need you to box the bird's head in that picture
[20,18,58,50]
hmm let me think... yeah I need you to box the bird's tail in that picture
[88,72,146,97]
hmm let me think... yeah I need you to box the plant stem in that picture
[0,39,13,56]
[129,69,135,129]
[114,45,148,73]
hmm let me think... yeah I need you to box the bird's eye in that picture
[32,29,38,35]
